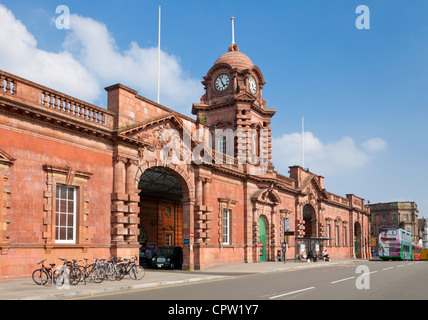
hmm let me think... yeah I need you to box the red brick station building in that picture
[0,43,371,279]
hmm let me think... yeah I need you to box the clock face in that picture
[249,76,257,95]
[215,73,230,92]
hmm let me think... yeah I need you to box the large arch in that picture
[138,167,184,252]
[134,161,195,270]
[303,204,316,238]
[354,221,362,258]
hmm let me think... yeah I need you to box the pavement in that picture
[0,259,359,300]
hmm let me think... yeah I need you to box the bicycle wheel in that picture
[53,269,65,287]
[114,264,125,281]
[68,267,82,285]
[129,265,145,280]
[32,268,49,285]
[105,264,116,281]
[91,267,105,283]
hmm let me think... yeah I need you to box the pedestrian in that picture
[322,249,329,261]
[145,247,152,260]
[307,250,313,262]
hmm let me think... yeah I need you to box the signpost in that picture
[282,242,288,263]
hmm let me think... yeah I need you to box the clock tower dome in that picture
[192,43,276,173]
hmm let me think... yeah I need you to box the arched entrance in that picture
[257,216,267,262]
[354,221,362,258]
[303,204,315,238]
[138,167,185,261]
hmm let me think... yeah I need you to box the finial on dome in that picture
[228,43,239,52]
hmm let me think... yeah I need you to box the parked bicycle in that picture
[58,258,82,286]
[32,259,63,286]
[103,257,125,281]
[78,258,105,285]
[33,256,145,287]
[118,256,145,280]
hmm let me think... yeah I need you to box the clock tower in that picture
[192,43,276,174]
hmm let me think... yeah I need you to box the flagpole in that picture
[302,115,305,169]
[231,17,235,44]
[157,5,161,104]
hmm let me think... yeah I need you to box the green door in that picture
[354,235,358,258]
[258,217,266,262]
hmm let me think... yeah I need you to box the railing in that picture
[0,75,17,95]
[41,90,106,124]
[0,70,114,128]
[212,149,238,166]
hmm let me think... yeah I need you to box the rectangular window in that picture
[343,226,347,246]
[336,225,340,246]
[326,224,331,246]
[55,185,76,244]
[222,209,230,245]
[165,233,172,246]
[218,136,227,154]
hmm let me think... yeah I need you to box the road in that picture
[76,260,428,300]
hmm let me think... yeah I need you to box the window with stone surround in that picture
[326,223,331,246]
[218,136,227,154]
[218,198,237,246]
[55,185,77,244]
[335,224,340,246]
[222,208,230,245]
[42,165,92,252]
[343,225,347,246]
[165,233,173,246]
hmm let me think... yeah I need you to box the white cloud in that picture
[0,4,100,102]
[362,137,387,152]
[63,14,203,114]
[0,5,202,115]
[272,132,386,177]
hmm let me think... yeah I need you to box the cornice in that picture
[0,96,114,141]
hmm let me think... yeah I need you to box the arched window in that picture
[218,136,227,154]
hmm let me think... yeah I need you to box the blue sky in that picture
[1,0,427,218]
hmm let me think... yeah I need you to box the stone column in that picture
[111,155,127,245]
[182,198,195,270]
[194,178,203,244]
[125,159,140,244]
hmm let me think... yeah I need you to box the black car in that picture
[151,246,183,269]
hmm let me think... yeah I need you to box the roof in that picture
[214,44,254,70]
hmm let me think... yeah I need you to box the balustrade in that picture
[41,91,106,124]
[0,75,17,95]
[0,70,113,127]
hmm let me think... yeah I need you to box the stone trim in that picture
[42,164,93,254]
[0,149,15,255]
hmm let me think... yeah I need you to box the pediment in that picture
[117,113,197,150]
[301,176,328,200]
[233,91,257,103]
[163,225,175,231]
[251,188,281,205]
[119,113,184,137]
[0,149,16,166]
